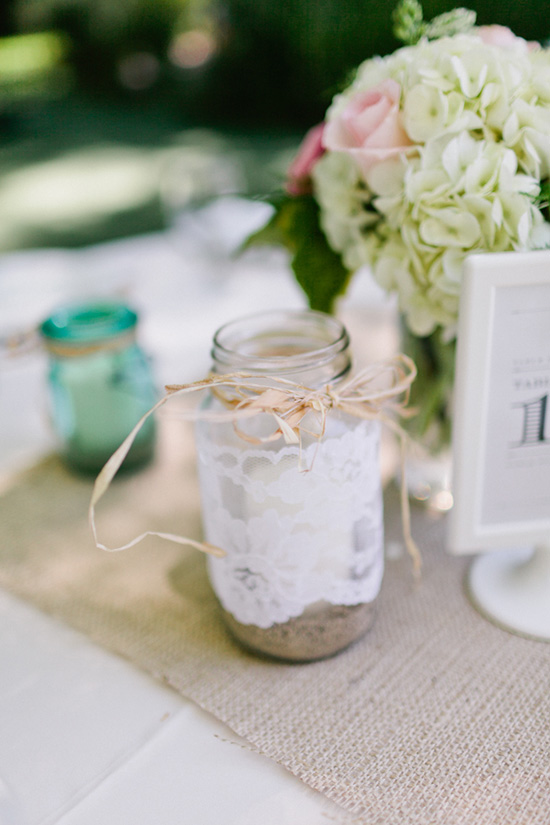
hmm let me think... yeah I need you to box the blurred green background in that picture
[0,0,547,252]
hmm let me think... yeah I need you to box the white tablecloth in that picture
[0,198,395,825]
[0,588,346,825]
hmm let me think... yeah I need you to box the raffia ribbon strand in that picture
[89,354,421,573]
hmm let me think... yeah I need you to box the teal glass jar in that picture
[40,301,157,472]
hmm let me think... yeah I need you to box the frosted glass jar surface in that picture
[195,310,384,661]
[40,302,156,472]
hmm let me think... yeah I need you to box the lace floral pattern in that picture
[196,417,383,628]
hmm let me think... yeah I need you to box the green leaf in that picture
[243,202,288,250]
[392,0,476,45]
[400,325,456,449]
[290,198,352,313]
[244,194,352,314]
[392,0,425,46]
[424,8,476,39]
[535,178,550,218]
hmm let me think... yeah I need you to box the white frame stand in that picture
[449,251,550,642]
[468,544,550,641]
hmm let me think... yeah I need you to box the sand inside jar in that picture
[221,600,377,662]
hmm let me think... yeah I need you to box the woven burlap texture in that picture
[1,424,548,825]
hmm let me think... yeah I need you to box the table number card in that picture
[449,250,550,552]
[482,280,550,525]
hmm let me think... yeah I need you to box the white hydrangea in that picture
[313,151,378,271]
[313,31,550,335]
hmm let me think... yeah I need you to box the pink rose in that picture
[286,123,325,196]
[477,24,539,51]
[322,78,415,179]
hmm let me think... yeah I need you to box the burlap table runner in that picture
[1,420,549,824]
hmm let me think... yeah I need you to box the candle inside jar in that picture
[40,301,157,472]
[242,430,355,581]
[199,414,383,628]
[48,348,156,470]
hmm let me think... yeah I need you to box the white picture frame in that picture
[448,249,550,554]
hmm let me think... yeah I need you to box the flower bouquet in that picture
[247,0,550,450]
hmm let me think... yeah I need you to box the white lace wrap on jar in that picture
[196,417,383,628]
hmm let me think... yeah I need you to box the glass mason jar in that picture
[40,301,157,472]
[195,310,384,662]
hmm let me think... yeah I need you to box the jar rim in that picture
[40,301,138,343]
[212,309,350,375]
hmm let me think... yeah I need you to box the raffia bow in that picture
[89,353,421,573]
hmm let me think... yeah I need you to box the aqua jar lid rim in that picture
[40,301,138,343]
